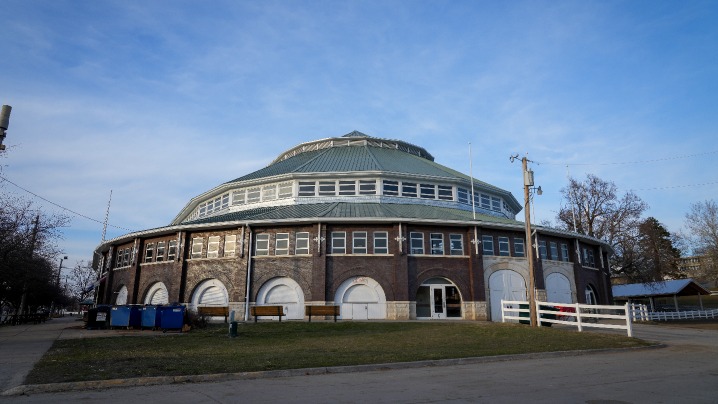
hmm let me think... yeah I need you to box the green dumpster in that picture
[519,304,530,325]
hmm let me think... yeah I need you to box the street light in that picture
[0,104,11,151]
[511,154,542,327]
[56,256,68,286]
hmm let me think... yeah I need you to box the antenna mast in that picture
[566,166,578,232]
[469,143,476,220]
[101,190,112,243]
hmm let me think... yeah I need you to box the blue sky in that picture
[1,1,716,275]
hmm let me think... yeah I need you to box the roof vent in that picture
[342,131,370,138]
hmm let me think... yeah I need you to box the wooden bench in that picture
[250,305,285,322]
[305,305,340,322]
[197,306,230,323]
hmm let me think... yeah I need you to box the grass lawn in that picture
[27,321,651,384]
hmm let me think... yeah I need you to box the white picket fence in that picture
[629,304,718,321]
[501,300,634,337]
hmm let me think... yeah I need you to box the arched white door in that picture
[191,279,229,307]
[256,277,304,320]
[145,282,169,305]
[489,270,527,322]
[545,273,572,304]
[335,277,387,320]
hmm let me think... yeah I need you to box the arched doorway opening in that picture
[334,276,387,320]
[115,285,128,305]
[488,270,527,322]
[416,278,462,319]
[585,284,598,305]
[144,282,169,305]
[256,277,304,320]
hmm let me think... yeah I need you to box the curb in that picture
[1,343,664,396]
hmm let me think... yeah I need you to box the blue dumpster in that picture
[110,305,142,329]
[159,305,186,332]
[141,306,162,330]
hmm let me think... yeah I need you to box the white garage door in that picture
[545,273,572,304]
[335,277,386,320]
[191,279,230,319]
[145,282,169,305]
[115,285,128,305]
[489,270,527,322]
[256,277,304,320]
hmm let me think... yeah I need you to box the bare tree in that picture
[0,193,69,314]
[684,200,718,286]
[68,260,98,304]
[556,174,648,278]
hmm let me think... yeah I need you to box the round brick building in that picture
[94,131,613,321]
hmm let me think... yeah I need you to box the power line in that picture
[537,150,718,167]
[630,181,718,192]
[0,174,135,232]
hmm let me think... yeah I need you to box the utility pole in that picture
[50,255,68,316]
[511,154,542,327]
[522,157,538,327]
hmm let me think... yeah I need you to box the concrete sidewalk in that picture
[0,316,79,391]
[0,315,185,393]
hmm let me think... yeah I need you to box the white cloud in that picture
[0,0,715,263]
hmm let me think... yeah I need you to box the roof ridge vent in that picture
[342,131,370,138]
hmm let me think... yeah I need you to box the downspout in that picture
[244,225,253,322]
[598,246,610,304]
[473,226,479,255]
[240,226,246,258]
[317,223,323,255]
[575,239,582,266]
[469,226,477,302]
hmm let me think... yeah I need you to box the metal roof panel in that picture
[612,279,711,298]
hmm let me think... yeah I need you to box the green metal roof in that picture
[174,132,521,224]
[183,202,523,226]
[224,148,326,183]
[227,136,500,189]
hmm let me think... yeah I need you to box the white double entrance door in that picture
[417,279,462,319]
